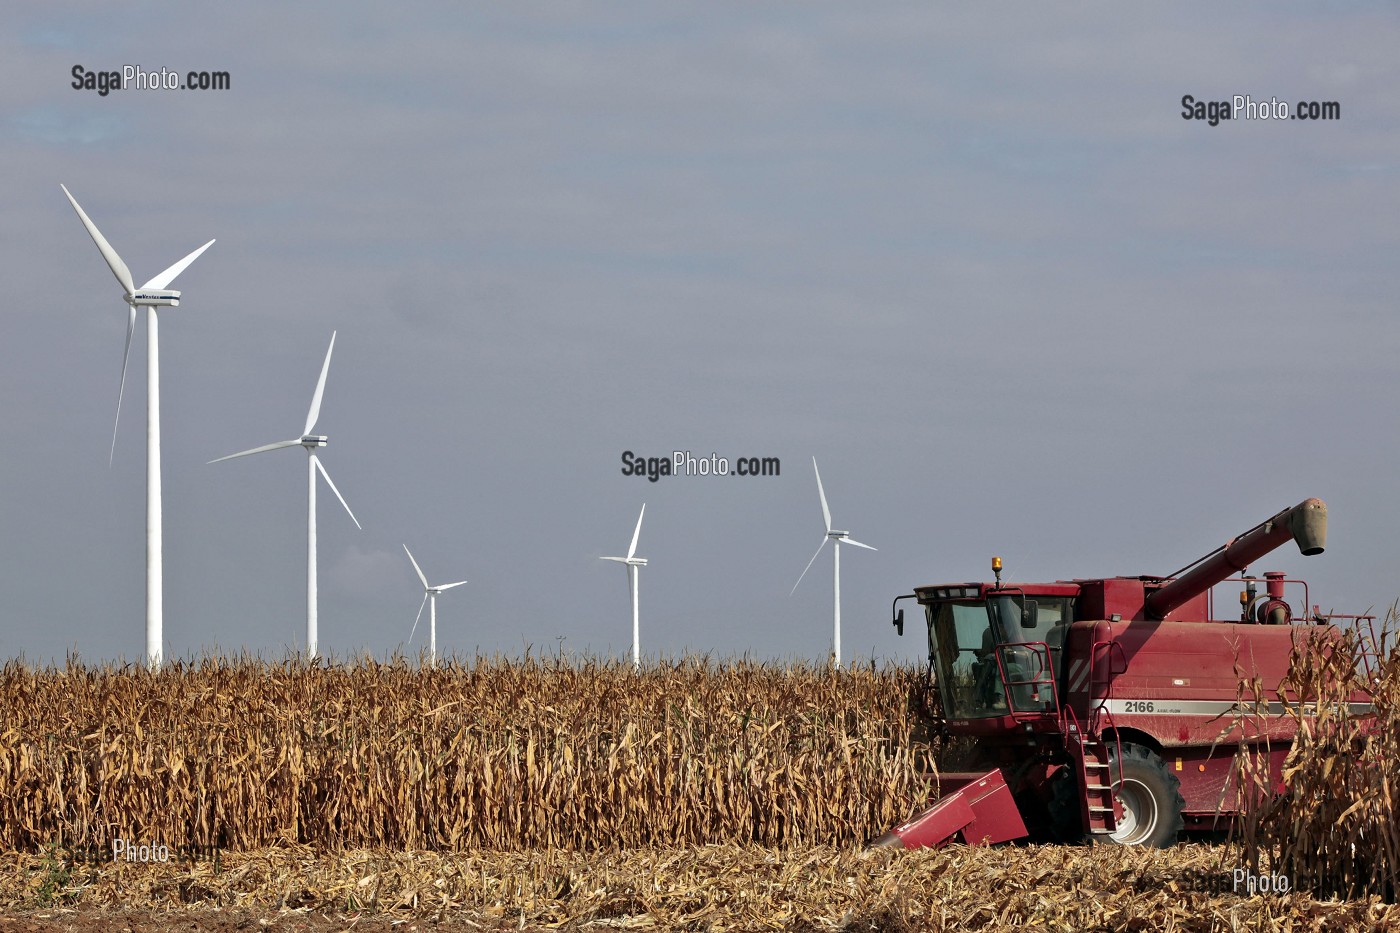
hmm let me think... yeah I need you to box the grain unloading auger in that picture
[873,497,1368,849]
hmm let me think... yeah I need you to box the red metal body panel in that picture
[1072,577,1210,624]
[873,769,1028,849]
[1062,619,1309,747]
[1153,742,1292,829]
[1163,743,1271,818]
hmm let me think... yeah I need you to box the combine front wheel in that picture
[1106,743,1184,848]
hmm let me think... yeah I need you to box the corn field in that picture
[0,656,933,854]
[1233,607,1400,902]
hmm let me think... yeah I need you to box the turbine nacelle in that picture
[301,435,328,449]
[601,555,648,567]
[128,289,182,307]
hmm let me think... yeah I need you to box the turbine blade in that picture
[791,536,829,595]
[408,593,428,645]
[813,457,832,533]
[437,580,468,591]
[109,304,136,466]
[403,544,429,589]
[141,239,216,290]
[61,185,135,296]
[304,331,337,436]
[627,503,646,559]
[314,455,361,530]
[208,438,302,463]
[842,537,877,551]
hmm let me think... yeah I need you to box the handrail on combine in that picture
[993,639,1061,719]
[1090,638,1127,787]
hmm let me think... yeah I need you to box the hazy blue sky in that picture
[2,3,1397,667]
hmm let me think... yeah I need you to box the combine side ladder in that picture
[1066,727,1117,836]
[1065,636,1126,837]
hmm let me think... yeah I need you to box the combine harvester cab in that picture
[874,497,1372,850]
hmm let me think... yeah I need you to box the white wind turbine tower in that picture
[600,504,647,670]
[210,332,361,660]
[61,185,215,671]
[791,457,876,670]
[403,544,467,669]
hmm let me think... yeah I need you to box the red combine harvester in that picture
[874,497,1371,849]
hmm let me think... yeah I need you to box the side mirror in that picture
[890,594,916,638]
[1020,600,1039,629]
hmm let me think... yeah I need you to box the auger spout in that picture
[1145,498,1327,621]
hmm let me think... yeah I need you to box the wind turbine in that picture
[403,544,467,669]
[791,457,876,669]
[210,332,361,660]
[61,185,215,671]
[600,504,647,670]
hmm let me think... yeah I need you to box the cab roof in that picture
[913,582,1082,601]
